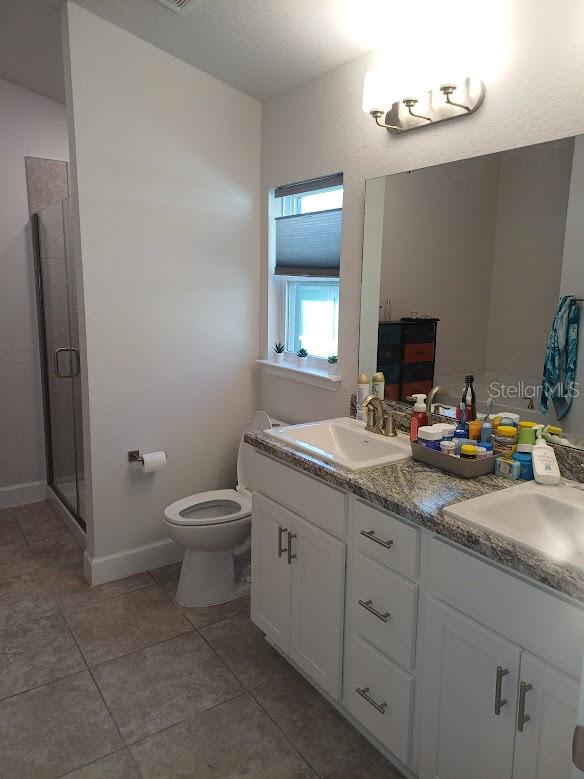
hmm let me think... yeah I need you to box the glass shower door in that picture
[33,198,85,525]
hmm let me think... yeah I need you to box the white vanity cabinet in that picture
[248,448,584,779]
[419,537,584,779]
[251,492,346,699]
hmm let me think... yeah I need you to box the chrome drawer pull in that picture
[517,681,533,732]
[277,526,288,558]
[494,666,509,715]
[356,686,388,714]
[358,599,391,622]
[287,531,297,565]
[360,529,393,549]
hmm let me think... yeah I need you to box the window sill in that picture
[256,359,342,391]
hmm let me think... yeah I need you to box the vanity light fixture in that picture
[363,73,485,135]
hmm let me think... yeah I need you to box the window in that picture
[272,174,343,365]
[285,279,339,358]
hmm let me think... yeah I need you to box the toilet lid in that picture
[164,489,251,527]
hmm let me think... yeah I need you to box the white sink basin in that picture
[265,417,412,471]
[445,481,584,572]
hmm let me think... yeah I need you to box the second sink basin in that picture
[265,417,412,471]
[445,481,584,572]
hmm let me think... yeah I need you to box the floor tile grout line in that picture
[247,681,323,778]
[0,667,88,706]
[54,576,159,617]
[191,615,319,776]
[71,622,196,672]
[60,608,130,758]
[126,689,250,751]
[53,747,143,779]
[60,581,184,619]
[123,687,247,748]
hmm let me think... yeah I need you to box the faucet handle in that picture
[382,411,397,437]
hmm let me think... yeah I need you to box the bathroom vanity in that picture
[245,431,584,779]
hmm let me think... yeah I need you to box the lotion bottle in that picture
[356,373,369,421]
[410,393,428,442]
[532,427,561,485]
[372,372,385,400]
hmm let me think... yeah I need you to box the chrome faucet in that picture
[361,394,397,437]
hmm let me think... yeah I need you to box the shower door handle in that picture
[54,347,72,378]
[54,347,79,378]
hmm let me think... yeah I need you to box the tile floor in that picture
[0,501,405,778]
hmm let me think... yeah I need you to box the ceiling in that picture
[0,0,378,104]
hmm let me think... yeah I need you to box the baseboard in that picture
[47,487,86,549]
[84,537,183,586]
[0,480,47,509]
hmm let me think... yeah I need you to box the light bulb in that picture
[362,70,390,114]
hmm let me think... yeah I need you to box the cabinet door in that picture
[290,513,346,700]
[419,599,520,779]
[513,652,579,779]
[251,494,292,653]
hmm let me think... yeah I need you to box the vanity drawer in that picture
[350,551,418,669]
[344,634,413,765]
[248,450,347,537]
[353,499,419,579]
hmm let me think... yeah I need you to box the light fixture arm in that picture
[440,84,471,112]
[370,110,400,131]
[403,98,431,122]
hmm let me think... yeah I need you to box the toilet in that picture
[163,411,282,608]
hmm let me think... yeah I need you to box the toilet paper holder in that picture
[129,449,168,464]
[128,450,145,464]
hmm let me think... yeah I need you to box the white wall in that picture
[484,139,573,380]
[0,77,68,505]
[259,0,584,425]
[63,3,261,581]
[380,156,500,378]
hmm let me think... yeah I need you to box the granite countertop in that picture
[245,431,584,604]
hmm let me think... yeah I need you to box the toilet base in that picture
[176,549,246,607]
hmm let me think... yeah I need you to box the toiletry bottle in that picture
[372,372,385,400]
[410,393,428,442]
[532,427,561,485]
[462,375,476,421]
[480,418,493,443]
[356,373,369,421]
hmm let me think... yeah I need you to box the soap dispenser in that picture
[532,426,561,485]
[410,394,429,442]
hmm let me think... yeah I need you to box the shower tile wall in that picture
[25,157,68,213]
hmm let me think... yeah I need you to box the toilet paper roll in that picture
[141,451,167,473]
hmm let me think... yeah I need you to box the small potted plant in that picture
[273,342,285,364]
[297,347,309,368]
[327,355,338,377]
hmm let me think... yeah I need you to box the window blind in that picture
[274,208,342,277]
[274,173,343,199]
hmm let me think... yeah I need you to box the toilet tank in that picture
[237,412,289,497]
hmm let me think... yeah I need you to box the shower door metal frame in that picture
[31,211,86,531]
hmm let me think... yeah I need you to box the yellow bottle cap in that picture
[548,425,563,434]
[497,425,517,437]
[358,373,369,384]
[372,372,385,382]
[518,421,536,428]
[460,445,478,455]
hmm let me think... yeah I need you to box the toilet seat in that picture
[164,489,251,527]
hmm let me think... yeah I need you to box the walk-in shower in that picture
[31,197,85,528]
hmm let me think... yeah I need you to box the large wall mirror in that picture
[360,135,584,441]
